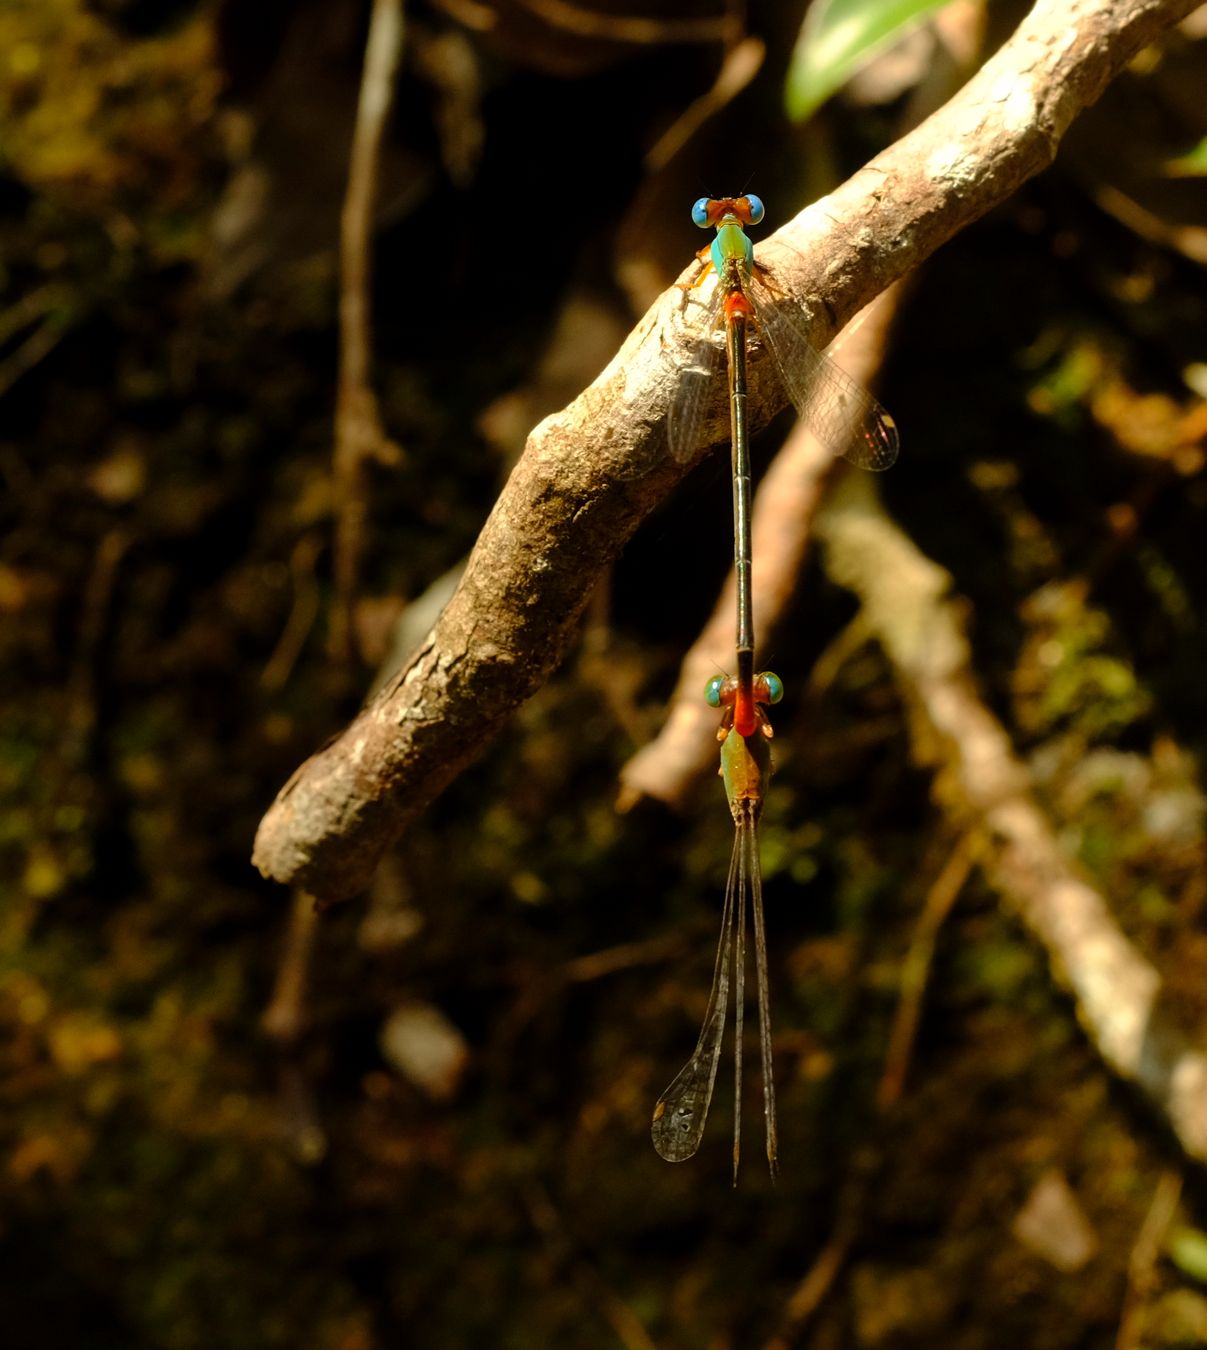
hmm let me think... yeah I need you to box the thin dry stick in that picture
[261,888,322,1045]
[261,533,323,692]
[877,835,976,1108]
[0,285,65,347]
[0,314,67,401]
[255,0,1204,903]
[764,836,973,1350]
[512,0,730,45]
[64,529,131,761]
[645,36,765,172]
[763,1163,871,1350]
[563,933,683,983]
[262,889,328,1163]
[814,471,1207,1163]
[1117,1170,1182,1350]
[331,0,405,664]
[267,0,409,1139]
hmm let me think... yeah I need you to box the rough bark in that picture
[253,0,1202,901]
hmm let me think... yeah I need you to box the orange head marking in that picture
[691,194,766,230]
[706,670,783,740]
[733,685,758,739]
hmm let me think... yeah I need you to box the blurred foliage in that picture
[0,0,218,211]
[784,0,958,122]
[2,1,1207,1348]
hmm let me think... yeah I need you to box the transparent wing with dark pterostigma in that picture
[651,839,738,1163]
[748,269,899,472]
[665,282,727,465]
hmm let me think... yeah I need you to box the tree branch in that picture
[253,0,1202,902]
[814,472,1207,1164]
[331,0,405,664]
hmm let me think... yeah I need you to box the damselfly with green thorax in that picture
[651,196,898,1182]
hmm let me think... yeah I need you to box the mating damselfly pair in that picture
[650,196,898,1182]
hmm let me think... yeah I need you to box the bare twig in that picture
[645,36,765,172]
[0,313,67,401]
[261,533,323,692]
[261,888,322,1046]
[763,1162,873,1350]
[563,934,683,983]
[762,836,974,1350]
[492,932,684,1069]
[1095,182,1207,265]
[813,471,1207,1162]
[877,835,975,1109]
[0,285,66,347]
[761,832,972,1349]
[512,0,731,45]
[261,889,328,1163]
[64,529,132,763]
[254,0,1203,902]
[1117,1170,1182,1350]
[331,0,406,664]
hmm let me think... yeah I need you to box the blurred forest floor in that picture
[3,0,1207,1347]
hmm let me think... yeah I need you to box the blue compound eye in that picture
[760,671,783,705]
[691,197,713,229]
[744,194,765,225]
[705,675,726,708]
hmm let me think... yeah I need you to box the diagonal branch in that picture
[253,0,1203,902]
[814,472,1207,1163]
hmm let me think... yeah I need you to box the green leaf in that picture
[785,0,958,124]
[1167,136,1207,177]
[1168,1226,1207,1285]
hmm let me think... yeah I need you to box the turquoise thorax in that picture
[710,218,754,277]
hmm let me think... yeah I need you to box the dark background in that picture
[3,1,1207,1346]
